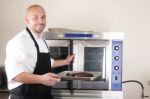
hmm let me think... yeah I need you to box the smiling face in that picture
[25,5,46,34]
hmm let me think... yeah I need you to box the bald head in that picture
[26,5,45,16]
[25,4,46,34]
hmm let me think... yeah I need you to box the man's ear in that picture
[24,16,29,24]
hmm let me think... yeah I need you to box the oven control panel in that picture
[111,40,123,90]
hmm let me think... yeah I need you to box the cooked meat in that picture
[66,72,93,77]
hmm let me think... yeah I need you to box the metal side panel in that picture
[52,90,123,99]
[111,40,123,90]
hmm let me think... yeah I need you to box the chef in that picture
[5,4,74,99]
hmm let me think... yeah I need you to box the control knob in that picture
[114,46,119,50]
[114,56,119,60]
[114,66,119,70]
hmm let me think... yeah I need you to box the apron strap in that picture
[26,27,40,53]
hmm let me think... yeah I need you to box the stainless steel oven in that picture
[44,31,123,91]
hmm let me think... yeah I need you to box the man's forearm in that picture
[52,55,74,67]
[52,59,69,67]
[13,72,42,84]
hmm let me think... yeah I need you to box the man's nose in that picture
[38,18,44,24]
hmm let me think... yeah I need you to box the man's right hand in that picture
[14,72,60,86]
[40,72,60,86]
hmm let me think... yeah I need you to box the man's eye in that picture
[33,17,38,20]
[42,16,46,19]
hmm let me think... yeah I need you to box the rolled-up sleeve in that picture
[5,39,33,82]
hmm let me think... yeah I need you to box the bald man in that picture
[5,4,74,99]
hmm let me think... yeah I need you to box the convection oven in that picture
[44,30,123,99]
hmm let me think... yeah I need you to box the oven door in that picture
[73,40,110,89]
[46,40,70,74]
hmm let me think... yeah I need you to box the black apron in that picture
[10,27,53,99]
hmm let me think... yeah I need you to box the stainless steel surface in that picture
[51,89,123,99]
[46,40,69,47]
[53,80,109,89]
[43,31,123,40]
[57,71,101,81]
[44,31,94,40]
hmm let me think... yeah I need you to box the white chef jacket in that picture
[5,29,54,90]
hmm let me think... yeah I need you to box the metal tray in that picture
[57,71,101,81]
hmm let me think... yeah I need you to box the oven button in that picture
[114,56,119,60]
[114,66,119,70]
[115,76,118,80]
[114,46,119,50]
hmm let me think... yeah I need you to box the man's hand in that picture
[39,73,60,86]
[52,54,75,67]
[14,72,60,86]
[66,54,75,64]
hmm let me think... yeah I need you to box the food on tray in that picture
[66,72,93,77]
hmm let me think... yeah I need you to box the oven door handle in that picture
[68,40,73,70]
[68,40,74,94]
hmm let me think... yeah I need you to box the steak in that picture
[66,72,93,77]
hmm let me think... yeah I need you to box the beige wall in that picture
[0,0,150,99]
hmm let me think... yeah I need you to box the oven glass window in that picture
[50,47,68,73]
[84,47,105,72]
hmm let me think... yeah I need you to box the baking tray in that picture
[57,71,101,81]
